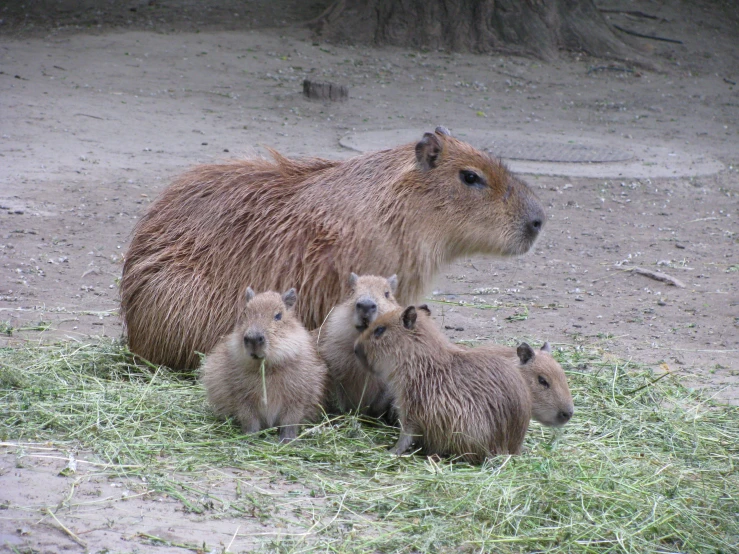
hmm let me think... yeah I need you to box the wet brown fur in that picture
[317,273,400,416]
[121,128,545,369]
[200,289,327,442]
[354,306,532,463]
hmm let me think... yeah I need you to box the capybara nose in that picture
[244,333,265,349]
[526,203,546,239]
[558,409,573,423]
[356,299,377,316]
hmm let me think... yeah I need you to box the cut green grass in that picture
[1,340,738,552]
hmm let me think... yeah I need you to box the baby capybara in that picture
[121,127,546,369]
[317,272,400,417]
[354,305,532,462]
[482,342,574,427]
[200,288,327,442]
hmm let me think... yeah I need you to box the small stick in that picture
[315,305,335,345]
[624,266,686,288]
[612,25,683,44]
[260,359,268,405]
[45,508,87,548]
[599,9,659,20]
[226,524,241,553]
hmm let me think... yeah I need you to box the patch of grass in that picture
[1,341,738,552]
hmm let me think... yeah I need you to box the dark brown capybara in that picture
[121,127,546,369]
[200,288,327,443]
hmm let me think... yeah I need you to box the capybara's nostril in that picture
[356,300,377,315]
[559,409,573,423]
[525,202,546,240]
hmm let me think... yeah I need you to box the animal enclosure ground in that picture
[1,0,738,551]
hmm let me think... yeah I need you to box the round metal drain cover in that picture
[340,129,632,163]
[483,140,632,163]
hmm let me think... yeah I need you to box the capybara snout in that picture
[243,330,266,359]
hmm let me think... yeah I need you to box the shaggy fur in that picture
[317,273,400,417]
[481,342,574,427]
[121,127,546,369]
[200,288,327,442]
[354,305,532,463]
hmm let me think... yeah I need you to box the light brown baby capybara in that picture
[121,127,546,369]
[481,342,574,427]
[200,287,327,442]
[317,272,400,417]
[354,305,532,463]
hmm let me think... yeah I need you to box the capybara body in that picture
[121,127,546,369]
[481,342,574,427]
[200,288,327,442]
[317,273,400,417]
[354,305,532,463]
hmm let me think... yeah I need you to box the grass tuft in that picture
[1,340,738,552]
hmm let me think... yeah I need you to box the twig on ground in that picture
[599,9,660,20]
[612,25,683,44]
[623,266,686,288]
[45,508,87,548]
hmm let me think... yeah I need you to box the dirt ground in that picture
[1,0,738,551]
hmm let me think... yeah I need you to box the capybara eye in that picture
[460,170,482,187]
[373,326,386,338]
[538,375,550,389]
[384,291,390,298]
[274,312,282,321]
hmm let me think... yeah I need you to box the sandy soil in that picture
[1,0,738,551]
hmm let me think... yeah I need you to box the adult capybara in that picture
[200,287,327,442]
[317,272,400,417]
[121,127,546,369]
[354,305,532,463]
[482,342,574,427]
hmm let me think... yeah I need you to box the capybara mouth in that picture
[250,353,265,360]
[355,324,368,331]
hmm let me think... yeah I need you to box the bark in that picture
[311,0,642,62]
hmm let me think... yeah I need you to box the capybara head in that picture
[354,304,431,380]
[516,342,574,427]
[348,272,399,330]
[238,287,300,364]
[412,127,545,256]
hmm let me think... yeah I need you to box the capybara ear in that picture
[435,126,451,137]
[541,341,552,353]
[517,342,535,364]
[245,287,256,304]
[387,274,398,294]
[349,272,359,288]
[402,306,418,329]
[415,132,443,170]
[282,288,297,310]
[417,304,431,315]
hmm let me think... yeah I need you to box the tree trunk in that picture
[311,0,642,62]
